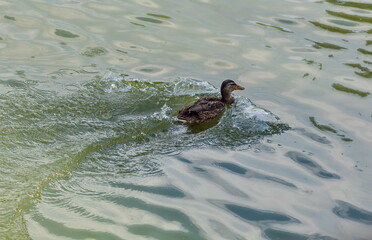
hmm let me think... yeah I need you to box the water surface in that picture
[0,0,371,239]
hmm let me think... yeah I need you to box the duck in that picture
[177,79,245,124]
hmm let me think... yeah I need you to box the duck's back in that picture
[177,97,226,124]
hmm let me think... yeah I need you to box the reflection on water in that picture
[0,0,371,239]
[333,200,372,225]
[285,151,340,179]
[264,228,337,240]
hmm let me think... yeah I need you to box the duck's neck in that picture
[221,89,235,104]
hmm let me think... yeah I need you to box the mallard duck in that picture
[177,79,245,124]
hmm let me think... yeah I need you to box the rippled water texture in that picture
[0,0,371,239]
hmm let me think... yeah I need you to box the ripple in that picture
[175,156,193,164]
[223,203,299,223]
[254,21,293,33]
[130,64,171,76]
[215,162,247,175]
[136,16,163,24]
[295,128,331,145]
[128,224,203,240]
[170,51,203,61]
[357,48,372,55]
[326,10,372,24]
[127,15,176,28]
[4,15,16,21]
[333,200,372,225]
[206,37,240,46]
[332,83,370,97]
[274,18,298,25]
[114,40,161,53]
[86,3,123,12]
[134,0,160,8]
[345,63,372,78]
[264,228,337,240]
[81,47,107,57]
[281,63,315,73]
[215,162,297,188]
[243,71,277,80]
[139,34,167,44]
[288,47,317,53]
[30,213,122,240]
[35,3,91,20]
[54,29,79,38]
[306,38,346,50]
[243,49,273,62]
[309,116,353,142]
[208,220,246,240]
[325,0,372,10]
[110,182,186,198]
[147,13,172,19]
[285,151,340,179]
[108,196,204,238]
[310,21,354,34]
[204,58,237,69]
[329,19,359,27]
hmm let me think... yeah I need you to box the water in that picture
[0,0,371,239]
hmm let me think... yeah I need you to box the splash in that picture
[103,74,290,148]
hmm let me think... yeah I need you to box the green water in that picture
[0,0,371,239]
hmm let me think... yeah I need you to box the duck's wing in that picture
[178,97,226,123]
[185,97,225,113]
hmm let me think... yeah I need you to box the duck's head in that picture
[220,79,245,103]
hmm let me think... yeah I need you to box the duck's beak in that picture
[235,84,245,90]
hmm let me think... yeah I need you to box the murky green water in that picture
[1,0,371,239]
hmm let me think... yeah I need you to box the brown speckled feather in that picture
[177,97,226,124]
[177,79,244,124]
